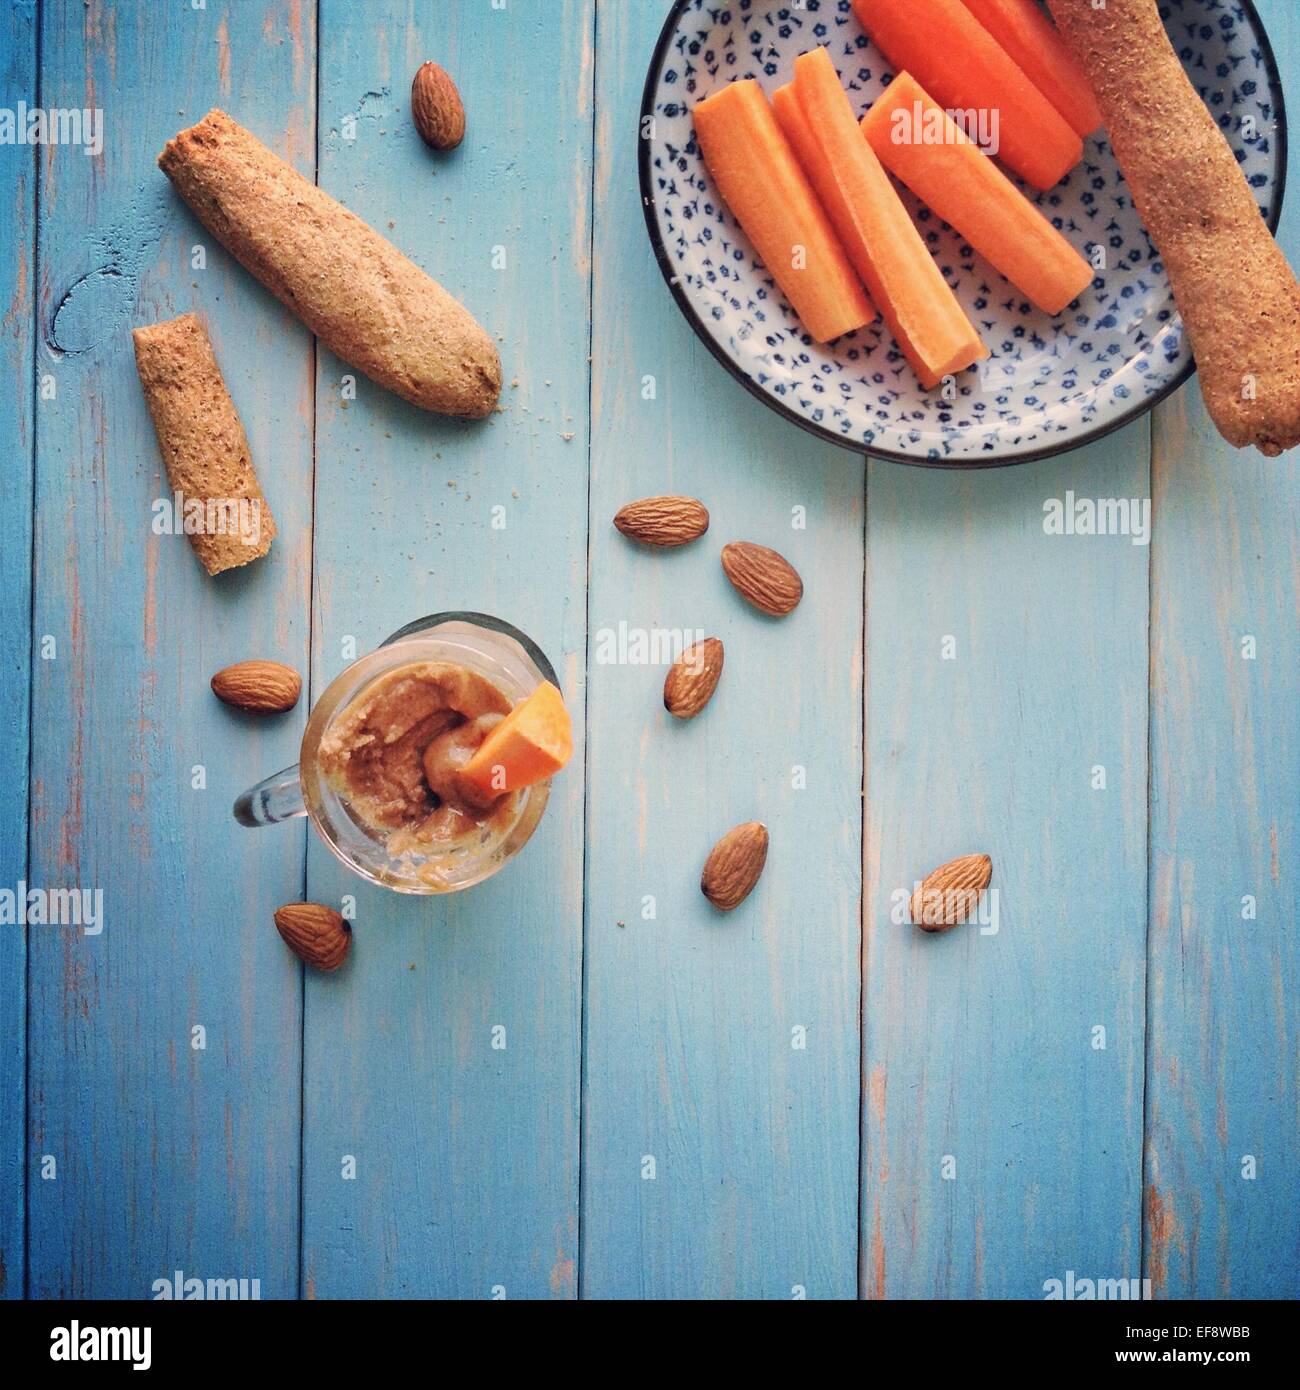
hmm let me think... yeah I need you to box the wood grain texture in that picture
[862,438,1151,1298]
[299,0,591,1299]
[580,0,863,1300]
[0,0,36,1301]
[2,0,1296,1302]
[25,0,314,1297]
[1144,0,1299,1298]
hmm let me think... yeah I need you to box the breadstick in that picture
[1050,0,1300,454]
[158,110,500,419]
[132,313,276,577]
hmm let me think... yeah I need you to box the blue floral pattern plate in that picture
[639,0,1287,465]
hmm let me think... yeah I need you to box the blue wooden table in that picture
[1,0,1295,1300]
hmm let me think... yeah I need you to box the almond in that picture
[721,541,803,616]
[701,821,769,911]
[613,495,710,547]
[274,902,352,971]
[411,61,466,150]
[910,854,993,932]
[211,659,302,714]
[664,637,724,719]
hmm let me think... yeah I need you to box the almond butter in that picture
[664,637,724,719]
[721,541,803,616]
[701,821,769,911]
[613,495,710,547]
[910,854,993,932]
[211,659,302,714]
[411,61,466,150]
[274,902,352,971]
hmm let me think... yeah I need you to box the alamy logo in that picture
[592,623,705,667]
[1044,1270,1151,1300]
[890,885,1000,934]
[890,100,1001,155]
[50,1322,151,1370]
[152,1269,262,1300]
[1043,491,1151,546]
[152,490,264,547]
[0,103,103,157]
[0,882,103,935]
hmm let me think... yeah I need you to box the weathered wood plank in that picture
[26,0,314,1297]
[862,437,1150,1298]
[9,0,1296,1304]
[1147,402,1299,1302]
[0,0,37,1302]
[300,0,592,1299]
[581,0,863,1299]
[1144,0,1299,1300]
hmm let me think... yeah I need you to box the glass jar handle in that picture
[233,764,306,827]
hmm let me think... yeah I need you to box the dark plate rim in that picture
[637,0,1288,468]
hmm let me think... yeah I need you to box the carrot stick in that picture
[1051,0,1300,454]
[783,49,986,391]
[861,73,1093,315]
[852,0,1082,190]
[959,0,1102,137]
[692,79,875,344]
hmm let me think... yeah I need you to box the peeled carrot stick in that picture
[959,0,1102,137]
[852,0,1082,190]
[861,73,1093,315]
[785,49,986,390]
[693,80,875,343]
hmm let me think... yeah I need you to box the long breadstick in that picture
[159,110,500,420]
[133,313,276,576]
[1050,0,1300,454]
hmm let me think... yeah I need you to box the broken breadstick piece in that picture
[1050,0,1300,455]
[132,312,276,576]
